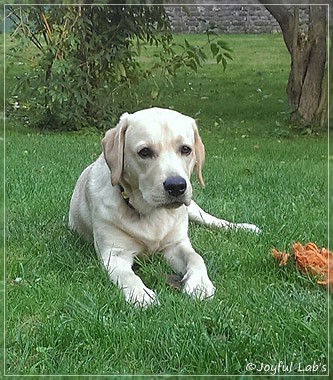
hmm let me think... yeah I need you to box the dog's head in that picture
[102,107,205,214]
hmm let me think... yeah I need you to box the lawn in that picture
[4,33,330,376]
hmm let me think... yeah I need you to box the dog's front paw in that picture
[182,271,215,300]
[124,286,158,308]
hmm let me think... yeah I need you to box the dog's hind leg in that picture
[187,201,260,233]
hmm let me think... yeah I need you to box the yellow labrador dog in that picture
[69,107,259,307]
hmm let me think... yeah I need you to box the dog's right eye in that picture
[138,147,153,159]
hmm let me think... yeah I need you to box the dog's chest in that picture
[129,209,187,253]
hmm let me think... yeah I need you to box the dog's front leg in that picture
[163,239,215,300]
[94,234,157,307]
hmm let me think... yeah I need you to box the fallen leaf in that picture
[166,274,183,290]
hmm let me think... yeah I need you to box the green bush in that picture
[6,4,232,130]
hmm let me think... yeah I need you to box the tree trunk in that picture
[262,4,327,126]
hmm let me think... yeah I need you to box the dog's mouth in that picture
[144,188,191,210]
[160,196,191,209]
[164,201,185,209]
[149,197,189,209]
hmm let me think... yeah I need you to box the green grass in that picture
[5,34,330,376]
[135,33,293,138]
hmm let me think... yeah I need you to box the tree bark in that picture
[261,3,327,126]
[299,6,327,124]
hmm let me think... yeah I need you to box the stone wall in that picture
[165,3,310,34]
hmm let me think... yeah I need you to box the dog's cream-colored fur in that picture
[69,108,259,307]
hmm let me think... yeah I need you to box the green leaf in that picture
[210,43,219,57]
[224,52,234,61]
[187,49,201,65]
[217,40,233,52]
[186,59,197,72]
[222,57,227,71]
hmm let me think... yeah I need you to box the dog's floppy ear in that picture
[193,121,205,187]
[102,112,129,186]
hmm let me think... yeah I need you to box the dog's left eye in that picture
[180,145,192,156]
[138,147,154,159]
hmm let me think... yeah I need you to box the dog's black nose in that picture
[163,176,187,197]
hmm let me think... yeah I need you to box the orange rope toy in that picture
[272,242,332,290]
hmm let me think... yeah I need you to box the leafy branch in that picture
[6,4,233,130]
